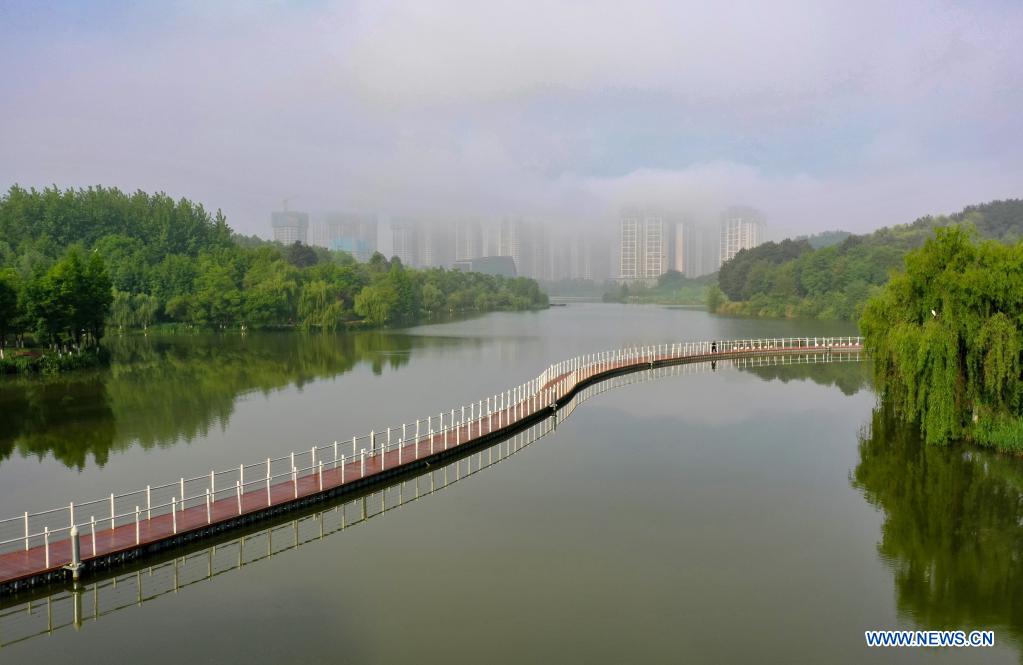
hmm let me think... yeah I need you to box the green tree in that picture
[0,269,19,354]
[110,290,134,331]
[354,282,399,326]
[283,242,319,268]
[24,248,112,348]
[132,293,160,330]
[422,282,444,313]
[705,285,724,312]
[861,226,1023,449]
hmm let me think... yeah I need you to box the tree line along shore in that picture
[0,186,547,374]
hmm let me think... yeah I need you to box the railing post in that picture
[24,511,28,551]
[69,525,82,580]
[206,489,212,523]
[360,449,366,478]
[171,498,177,534]
[180,478,185,511]
[135,506,140,545]
[90,516,96,556]
[146,486,151,520]
[110,493,115,530]
[292,463,298,498]
[341,454,346,483]
[44,527,50,568]
[318,461,323,491]
[236,481,242,515]
[266,458,272,506]
[211,470,216,498]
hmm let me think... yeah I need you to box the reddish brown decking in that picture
[0,343,862,590]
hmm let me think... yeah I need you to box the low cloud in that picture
[0,0,1020,238]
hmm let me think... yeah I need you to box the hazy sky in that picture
[1,1,1021,239]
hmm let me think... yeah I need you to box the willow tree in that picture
[860,226,1023,449]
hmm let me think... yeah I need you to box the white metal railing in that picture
[0,336,863,571]
[0,348,866,645]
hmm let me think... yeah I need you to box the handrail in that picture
[0,349,865,646]
[0,336,863,570]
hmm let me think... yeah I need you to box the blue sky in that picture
[1,0,1021,238]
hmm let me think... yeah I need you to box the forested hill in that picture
[714,199,1023,321]
[0,186,548,346]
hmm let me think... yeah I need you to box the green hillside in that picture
[714,199,1023,320]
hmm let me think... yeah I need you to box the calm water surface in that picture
[1,304,1020,663]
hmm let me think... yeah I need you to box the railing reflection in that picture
[0,350,863,647]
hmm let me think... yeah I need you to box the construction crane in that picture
[281,195,298,212]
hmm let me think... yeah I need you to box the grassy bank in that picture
[0,348,109,375]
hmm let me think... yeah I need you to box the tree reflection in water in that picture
[853,404,1023,647]
[0,332,474,469]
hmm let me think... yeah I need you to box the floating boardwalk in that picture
[0,337,863,593]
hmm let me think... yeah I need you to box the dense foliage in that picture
[602,271,711,305]
[714,199,1023,320]
[0,186,548,355]
[797,230,852,249]
[861,226,1023,450]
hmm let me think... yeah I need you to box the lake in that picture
[1,304,1020,663]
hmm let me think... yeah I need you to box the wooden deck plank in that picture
[0,344,861,588]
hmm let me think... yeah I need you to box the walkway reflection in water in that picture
[0,351,864,648]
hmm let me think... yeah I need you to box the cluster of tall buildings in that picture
[389,218,607,281]
[271,212,609,281]
[272,211,379,262]
[617,206,765,281]
[271,204,765,283]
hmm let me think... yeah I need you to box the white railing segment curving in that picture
[0,336,863,571]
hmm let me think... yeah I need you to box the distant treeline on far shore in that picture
[0,185,548,372]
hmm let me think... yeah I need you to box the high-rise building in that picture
[671,221,690,275]
[620,217,639,279]
[423,224,453,268]
[499,219,523,274]
[454,220,483,261]
[271,211,309,245]
[390,221,419,267]
[669,220,709,277]
[499,218,554,280]
[312,212,378,261]
[389,219,454,268]
[619,213,669,280]
[719,206,765,265]
[644,216,667,277]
